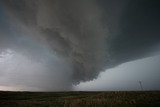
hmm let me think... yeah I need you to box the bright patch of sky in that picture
[74,55,160,91]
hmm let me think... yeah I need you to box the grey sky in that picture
[0,0,160,91]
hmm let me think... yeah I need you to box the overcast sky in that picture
[0,0,160,91]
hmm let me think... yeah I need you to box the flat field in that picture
[0,91,159,107]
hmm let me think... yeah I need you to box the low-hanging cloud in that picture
[74,55,160,91]
[0,0,160,91]
[0,0,109,91]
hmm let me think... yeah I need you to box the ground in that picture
[0,91,160,107]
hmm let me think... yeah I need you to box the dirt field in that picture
[0,91,159,107]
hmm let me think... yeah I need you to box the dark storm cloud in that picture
[0,0,160,90]
[109,0,160,66]
[1,0,109,83]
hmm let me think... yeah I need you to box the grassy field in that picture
[0,91,159,107]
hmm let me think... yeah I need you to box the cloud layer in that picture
[0,0,160,91]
